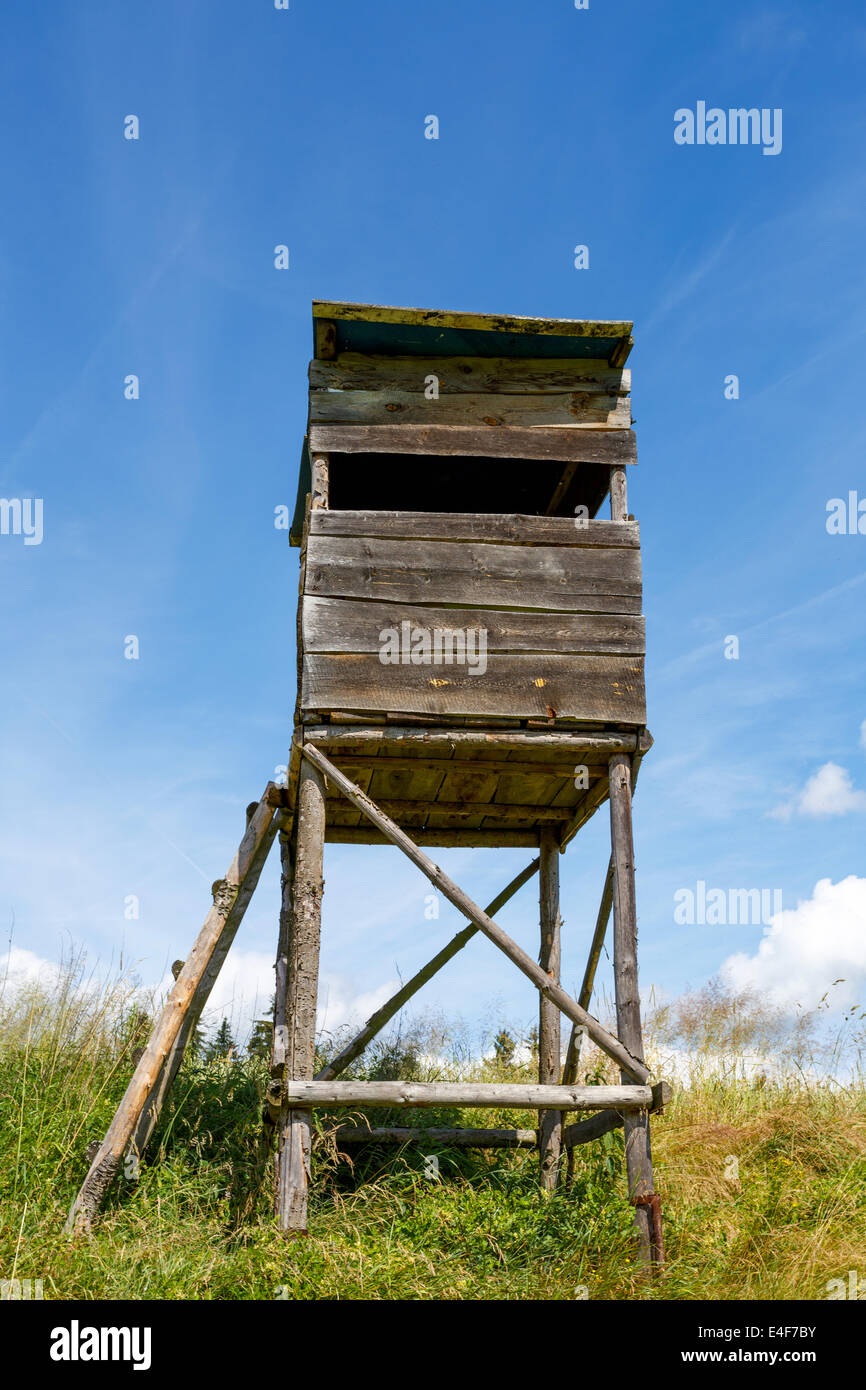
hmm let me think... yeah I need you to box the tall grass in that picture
[0,957,863,1300]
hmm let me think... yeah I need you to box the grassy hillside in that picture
[1,961,863,1301]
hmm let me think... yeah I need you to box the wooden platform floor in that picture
[290,723,651,848]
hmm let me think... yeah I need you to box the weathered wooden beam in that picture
[337,1127,538,1149]
[325,827,541,848]
[303,597,646,658]
[538,829,562,1190]
[310,353,630,398]
[308,423,638,467]
[316,858,540,1082]
[311,302,632,341]
[326,798,570,823]
[559,771,613,850]
[563,1081,671,1149]
[65,792,281,1234]
[563,1109,624,1149]
[609,752,656,1263]
[309,511,640,548]
[300,742,650,1084]
[301,727,650,755]
[310,389,630,431]
[329,755,609,779]
[332,1126,538,1148]
[130,807,280,1160]
[286,1081,655,1109]
[277,760,326,1235]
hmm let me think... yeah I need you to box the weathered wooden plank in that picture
[332,1126,538,1148]
[66,793,282,1234]
[305,536,641,613]
[302,598,645,657]
[301,653,646,723]
[300,726,650,754]
[310,388,630,430]
[310,354,629,395]
[332,755,601,779]
[325,827,541,846]
[309,511,640,548]
[286,1081,654,1109]
[312,301,632,340]
[308,424,638,465]
[329,798,569,823]
[301,742,650,1084]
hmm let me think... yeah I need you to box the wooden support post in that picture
[131,810,279,1161]
[609,752,656,1264]
[538,829,562,1190]
[300,742,649,1084]
[610,466,628,521]
[277,758,326,1235]
[65,792,281,1234]
[317,858,540,1082]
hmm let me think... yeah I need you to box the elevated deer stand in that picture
[68,302,667,1266]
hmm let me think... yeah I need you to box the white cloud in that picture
[770,761,866,820]
[860,719,866,752]
[721,875,866,1012]
[0,945,64,993]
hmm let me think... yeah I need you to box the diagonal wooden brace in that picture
[65,789,283,1235]
[300,742,650,1085]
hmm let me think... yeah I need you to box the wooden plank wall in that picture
[310,354,631,430]
[300,511,645,724]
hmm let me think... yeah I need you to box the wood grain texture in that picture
[305,533,641,609]
[309,510,640,549]
[312,301,632,340]
[303,598,645,656]
[310,387,629,430]
[277,761,326,1234]
[301,726,649,754]
[302,653,646,723]
[285,1081,654,1109]
[310,353,629,395]
[308,423,637,465]
[609,752,655,1263]
[332,1126,539,1148]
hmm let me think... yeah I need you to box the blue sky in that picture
[2,1,865,1048]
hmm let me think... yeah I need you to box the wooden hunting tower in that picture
[69,300,666,1267]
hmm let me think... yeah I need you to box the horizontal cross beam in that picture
[285,1081,654,1110]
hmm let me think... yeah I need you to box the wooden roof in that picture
[312,300,634,363]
